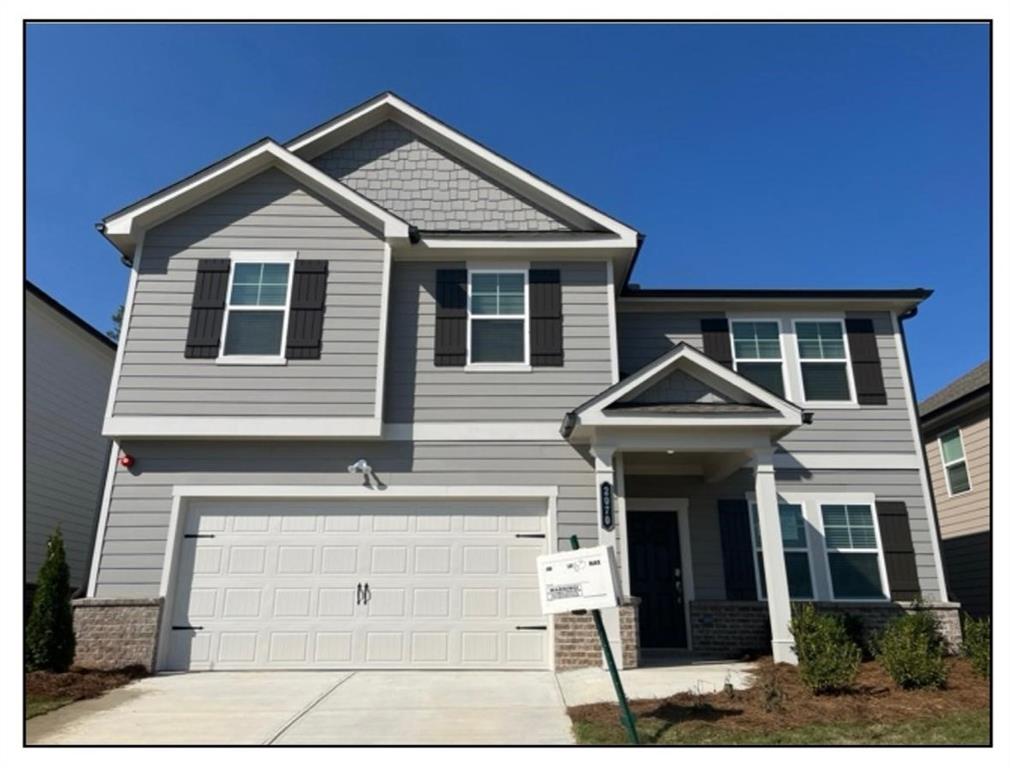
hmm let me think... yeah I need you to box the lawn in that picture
[25,666,147,720]
[569,656,990,745]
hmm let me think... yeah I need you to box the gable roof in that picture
[99,139,411,258]
[26,281,117,350]
[919,360,990,419]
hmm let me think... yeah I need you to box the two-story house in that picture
[76,92,959,673]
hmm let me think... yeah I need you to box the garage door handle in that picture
[356,583,363,605]
[514,534,546,539]
[514,625,547,631]
[172,625,204,631]
[363,582,371,604]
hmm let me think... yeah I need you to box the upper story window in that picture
[220,253,295,363]
[749,502,814,600]
[731,320,786,398]
[468,270,528,366]
[822,503,886,600]
[939,429,972,495]
[795,320,854,403]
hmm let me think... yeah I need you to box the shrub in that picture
[961,614,991,678]
[789,603,861,693]
[876,610,948,689]
[25,528,76,672]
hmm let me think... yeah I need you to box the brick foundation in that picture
[554,599,641,670]
[689,600,963,658]
[72,597,163,671]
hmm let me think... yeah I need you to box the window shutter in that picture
[701,318,733,366]
[184,258,230,358]
[529,268,563,366]
[876,501,921,600]
[718,499,758,600]
[434,269,467,366]
[285,260,328,360]
[845,318,887,405]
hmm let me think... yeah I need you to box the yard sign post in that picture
[569,534,640,745]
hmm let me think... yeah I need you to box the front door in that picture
[629,510,687,648]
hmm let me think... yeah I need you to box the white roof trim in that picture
[573,343,805,428]
[287,93,639,246]
[102,140,410,255]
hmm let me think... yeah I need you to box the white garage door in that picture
[165,499,549,671]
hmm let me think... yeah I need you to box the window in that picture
[795,320,853,402]
[749,502,814,599]
[822,503,886,599]
[220,255,294,361]
[468,270,527,365]
[939,429,972,495]
[731,321,786,397]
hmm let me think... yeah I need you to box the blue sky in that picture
[26,23,989,398]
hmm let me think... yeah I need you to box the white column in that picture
[591,444,624,669]
[753,449,798,664]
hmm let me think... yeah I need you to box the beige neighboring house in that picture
[920,361,991,618]
[25,282,117,602]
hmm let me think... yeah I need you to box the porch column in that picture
[591,445,624,669]
[753,449,798,664]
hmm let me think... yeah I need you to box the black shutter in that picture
[529,269,563,366]
[184,258,230,358]
[845,318,887,405]
[701,318,733,366]
[876,501,921,600]
[718,499,758,600]
[285,260,328,360]
[434,269,467,366]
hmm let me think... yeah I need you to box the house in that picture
[75,92,959,673]
[920,361,990,618]
[25,282,116,605]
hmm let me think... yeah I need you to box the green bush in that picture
[25,528,76,672]
[961,614,990,678]
[876,610,948,689]
[789,603,861,693]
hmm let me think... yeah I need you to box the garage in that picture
[163,498,550,671]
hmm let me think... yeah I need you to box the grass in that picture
[25,666,147,720]
[26,696,75,720]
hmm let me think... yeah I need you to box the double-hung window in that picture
[468,270,528,365]
[795,320,853,402]
[939,429,972,495]
[220,253,295,362]
[822,503,887,600]
[731,321,786,397]
[749,502,814,599]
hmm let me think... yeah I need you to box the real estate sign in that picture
[536,545,620,614]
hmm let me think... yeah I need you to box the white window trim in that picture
[729,317,790,400]
[817,499,891,602]
[790,316,859,409]
[747,500,817,601]
[216,251,297,366]
[464,267,530,371]
[938,428,973,497]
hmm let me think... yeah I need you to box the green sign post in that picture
[569,534,640,745]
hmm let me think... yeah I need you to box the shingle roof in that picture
[919,360,990,418]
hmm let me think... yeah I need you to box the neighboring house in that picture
[25,282,116,603]
[920,361,991,618]
[76,92,958,673]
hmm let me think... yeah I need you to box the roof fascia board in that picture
[617,296,929,313]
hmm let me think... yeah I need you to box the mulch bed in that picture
[26,665,148,705]
[570,656,989,734]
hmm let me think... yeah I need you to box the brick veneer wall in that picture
[554,599,641,670]
[73,597,163,671]
[689,600,963,659]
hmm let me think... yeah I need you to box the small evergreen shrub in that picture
[25,528,76,672]
[789,603,861,693]
[876,610,948,689]
[961,613,991,678]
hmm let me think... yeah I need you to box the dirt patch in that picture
[569,656,989,737]
[26,666,147,710]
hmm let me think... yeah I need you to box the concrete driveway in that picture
[27,670,575,746]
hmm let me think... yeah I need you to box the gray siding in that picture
[625,468,942,601]
[93,440,598,597]
[625,370,729,405]
[26,293,115,587]
[311,120,573,232]
[114,168,385,419]
[616,309,918,455]
[385,261,614,422]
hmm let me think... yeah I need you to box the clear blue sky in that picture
[26,23,989,399]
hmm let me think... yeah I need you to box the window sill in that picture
[464,363,533,373]
[798,401,861,410]
[215,356,288,366]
